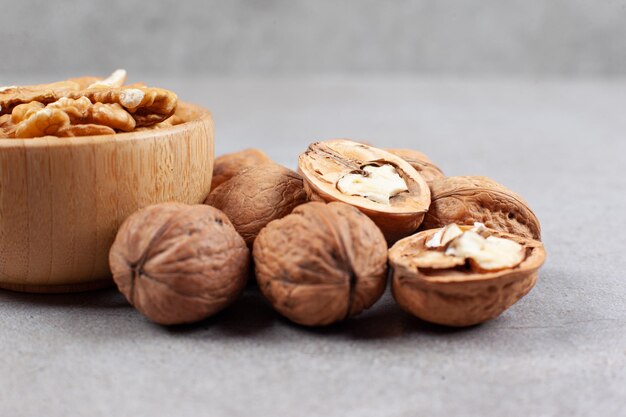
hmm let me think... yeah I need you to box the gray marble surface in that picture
[1,76,625,417]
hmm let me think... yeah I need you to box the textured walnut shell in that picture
[253,202,388,326]
[390,227,545,327]
[298,139,431,243]
[422,176,541,240]
[211,148,273,191]
[386,149,445,182]
[109,203,249,325]
[205,164,308,247]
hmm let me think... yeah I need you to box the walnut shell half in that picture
[109,203,249,325]
[253,202,388,326]
[386,149,445,182]
[390,227,546,326]
[421,176,541,240]
[298,139,431,243]
[205,164,308,247]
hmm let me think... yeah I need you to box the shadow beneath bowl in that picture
[0,287,129,309]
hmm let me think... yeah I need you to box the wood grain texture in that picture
[0,102,214,293]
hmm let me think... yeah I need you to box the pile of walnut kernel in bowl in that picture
[0,70,181,138]
[109,139,546,328]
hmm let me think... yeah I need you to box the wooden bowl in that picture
[0,102,214,293]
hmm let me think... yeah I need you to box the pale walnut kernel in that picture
[9,96,135,138]
[11,101,45,124]
[119,88,145,109]
[421,223,524,273]
[446,231,525,273]
[14,108,70,138]
[1,85,177,127]
[337,164,409,205]
[74,87,177,126]
[47,97,135,131]
[87,69,127,89]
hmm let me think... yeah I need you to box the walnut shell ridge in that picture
[386,149,445,183]
[390,227,546,327]
[421,176,541,240]
[211,148,273,191]
[109,203,249,325]
[253,202,388,326]
[205,164,308,247]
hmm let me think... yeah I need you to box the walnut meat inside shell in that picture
[390,226,546,327]
[205,164,308,247]
[421,176,541,240]
[253,202,388,326]
[211,148,273,191]
[298,139,431,243]
[109,203,249,325]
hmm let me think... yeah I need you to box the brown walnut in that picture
[390,226,546,327]
[205,164,308,247]
[211,148,273,191]
[298,139,431,243]
[253,202,388,326]
[421,176,541,240]
[109,203,249,325]
[386,148,445,182]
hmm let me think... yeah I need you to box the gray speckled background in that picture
[2,0,626,76]
[1,76,625,417]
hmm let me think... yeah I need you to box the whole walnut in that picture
[421,176,541,240]
[109,203,249,325]
[385,148,445,182]
[211,148,273,191]
[253,201,388,326]
[205,164,308,246]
